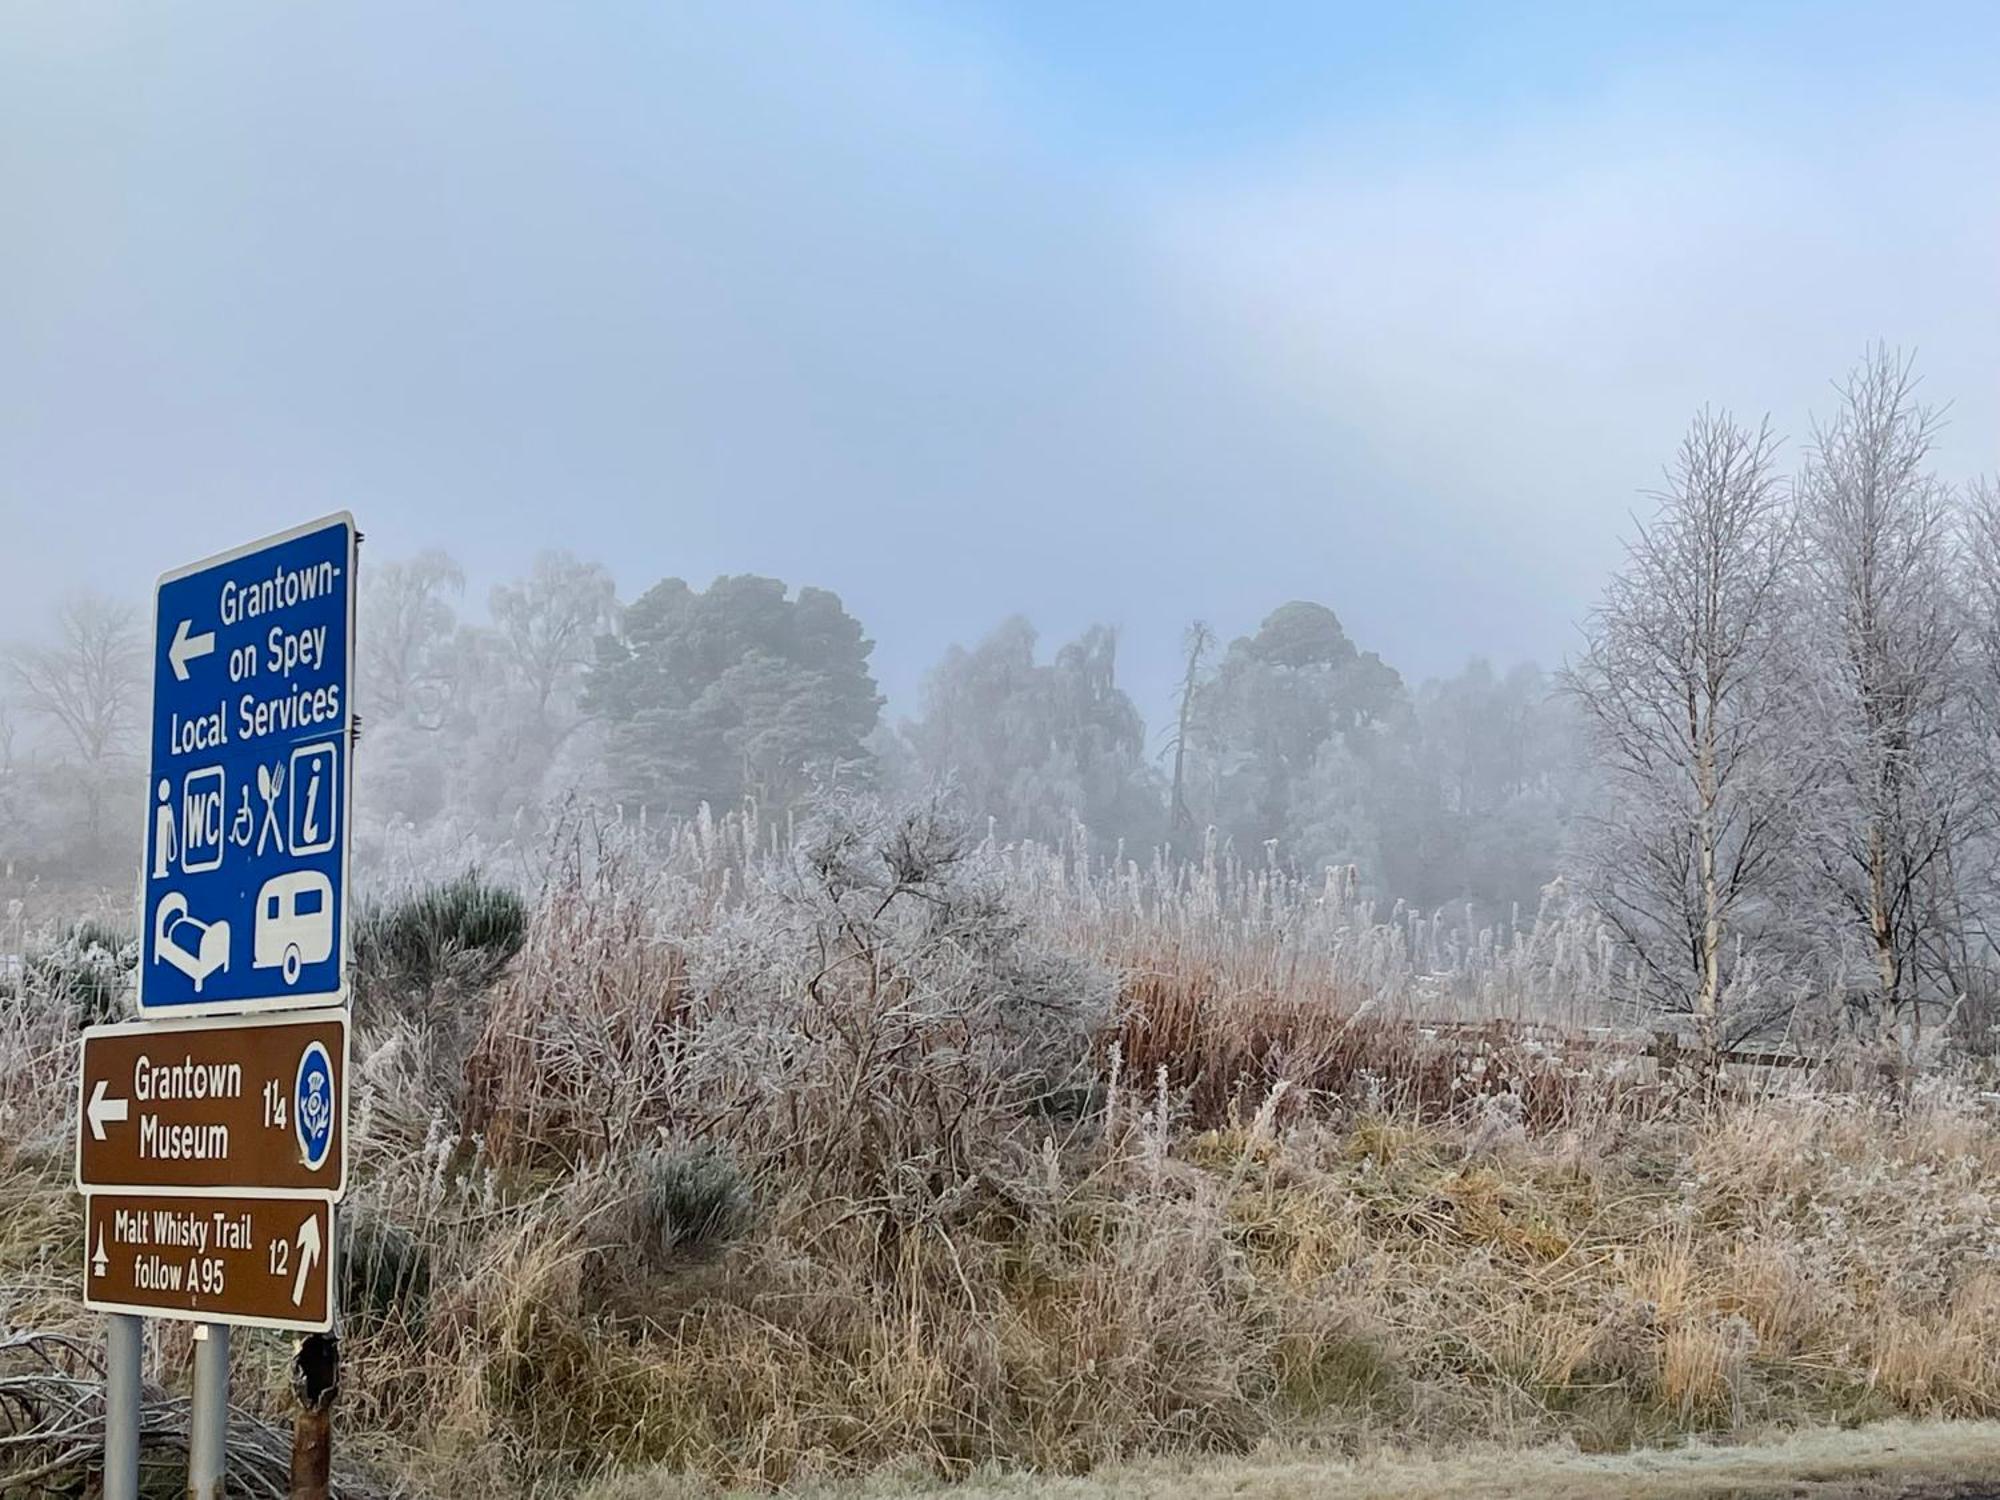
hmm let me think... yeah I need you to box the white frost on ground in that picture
[765,1421,2000,1500]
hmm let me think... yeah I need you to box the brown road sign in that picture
[83,1192,334,1331]
[76,1009,347,1198]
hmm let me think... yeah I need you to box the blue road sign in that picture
[139,515,356,1015]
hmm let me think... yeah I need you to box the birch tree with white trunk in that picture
[1938,475,2000,1032]
[1796,348,1974,1051]
[1566,409,1798,1052]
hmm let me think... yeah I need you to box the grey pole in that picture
[103,1314,142,1500]
[187,1322,230,1500]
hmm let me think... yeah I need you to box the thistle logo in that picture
[294,1041,335,1172]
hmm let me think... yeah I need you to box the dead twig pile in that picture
[0,1333,385,1500]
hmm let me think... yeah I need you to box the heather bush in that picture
[354,869,527,1000]
[622,1147,750,1273]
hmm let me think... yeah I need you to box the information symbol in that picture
[294,1041,335,1172]
[288,742,338,857]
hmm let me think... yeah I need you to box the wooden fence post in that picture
[288,1333,340,1500]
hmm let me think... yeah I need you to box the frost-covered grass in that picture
[598,1418,2000,1499]
[5,803,2000,1497]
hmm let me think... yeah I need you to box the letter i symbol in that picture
[303,760,322,847]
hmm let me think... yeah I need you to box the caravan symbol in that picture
[253,870,334,986]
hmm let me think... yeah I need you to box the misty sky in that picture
[3,2,1996,731]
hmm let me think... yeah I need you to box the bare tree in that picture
[1164,620,1213,850]
[489,550,619,729]
[1961,478,2000,673]
[1955,476,2000,1042]
[1565,410,1798,1053]
[0,698,21,864]
[4,592,146,849]
[360,550,464,729]
[1796,347,1974,1049]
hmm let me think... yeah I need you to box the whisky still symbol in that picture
[82,513,359,1500]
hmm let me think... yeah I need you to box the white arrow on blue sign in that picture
[139,514,357,1015]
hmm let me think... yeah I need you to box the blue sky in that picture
[3,2,1995,730]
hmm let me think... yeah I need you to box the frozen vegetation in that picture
[5,351,2000,1494]
[4,798,2000,1494]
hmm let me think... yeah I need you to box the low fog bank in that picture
[6,349,1999,1054]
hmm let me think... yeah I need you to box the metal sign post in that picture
[103,1313,141,1500]
[189,1324,230,1500]
[90,515,359,1500]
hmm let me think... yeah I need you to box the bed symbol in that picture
[153,892,231,993]
[254,870,334,986]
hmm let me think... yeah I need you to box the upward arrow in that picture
[168,617,216,682]
[292,1214,321,1307]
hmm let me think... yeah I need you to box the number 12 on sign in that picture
[84,1193,334,1332]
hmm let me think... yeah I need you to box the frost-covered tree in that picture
[1184,601,1403,866]
[348,548,627,854]
[447,551,625,818]
[1949,476,2000,1030]
[1382,661,1580,919]
[1289,736,1385,884]
[3,592,146,861]
[489,550,619,732]
[903,617,1161,848]
[587,574,881,819]
[1566,409,1799,1046]
[355,551,470,834]
[360,550,465,730]
[1797,350,1978,1045]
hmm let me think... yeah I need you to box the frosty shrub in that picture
[623,1147,751,1273]
[468,793,1114,1213]
[20,919,136,1025]
[354,870,527,1000]
[681,791,1114,1208]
